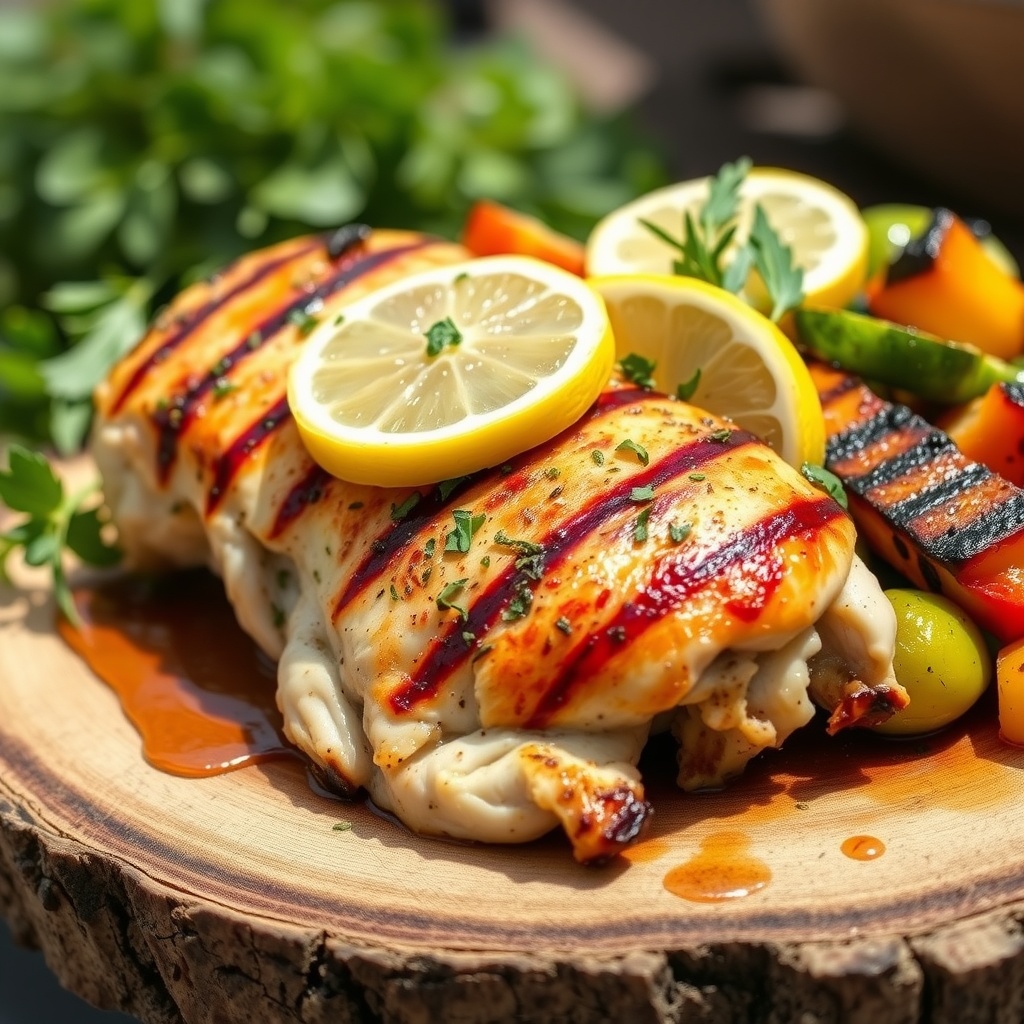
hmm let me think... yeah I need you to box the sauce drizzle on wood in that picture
[58,571,296,777]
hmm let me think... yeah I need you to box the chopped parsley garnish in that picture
[390,584,401,601]
[709,428,732,442]
[288,308,320,336]
[211,357,230,376]
[270,602,285,628]
[437,578,469,619]
[801,462,848,509]
[212,377,236,401]
[390,492,421,521]
[591,449,605,466]
[669,522,692,544]
[333,313,345,326]
[545,467,560,479]
[616,438,649,466]
[454,271,470,283]
[619,352,656,389]
[348,501,364,510]
[332,821,353,832]
[420,566,432,585]
[246,330,263,349]
[424,537,436,559]
[502,582,533,622]
[480,555,491,568]
[676,369,702,401]
[445,509,486,553]
[634,506,652,543]
[555,616,573,635]
[425,316,462,357]
[493,530,545,556]
[630,485,655,503]
[276,569,291,589]
[515,552,545,581]
[689,473,705,482]
[462,630,476,644]
[438,475,469,501]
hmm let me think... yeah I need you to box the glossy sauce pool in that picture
[60,571,296,777]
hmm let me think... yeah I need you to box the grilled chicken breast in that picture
[93,228,905,862]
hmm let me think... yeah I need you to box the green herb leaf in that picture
[630,485,654,503]
[619,352,656,389]
[555,616,572,634]
[438,475,470,501]
[591,449,605,466]
[66,508,121,567]
[749,204,805,322]
[675,368,702,402]
[709,428,732,442]
[444,509,486,553]
[390,492,421,521]
[502,583,533,622]
[615,438,649,466]
[494,531,545,560]
[634,506,652,543]
[0,445,63,516]
[639,158,751,289]
[801,462,848,509]
[425,317,462,357]
[669,522,691,544]
[424,538,436,559]
[437,578,470,619]
[332,820,353,832]
[288,308,321,337]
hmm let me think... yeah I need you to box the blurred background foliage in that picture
[0,0,666,451]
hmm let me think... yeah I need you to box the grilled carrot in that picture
[810,361,1024,642]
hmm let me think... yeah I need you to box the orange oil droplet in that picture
[663,830,771,903]
[840,835,886,861]
[58,571,297,777]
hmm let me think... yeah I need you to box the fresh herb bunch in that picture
[0,445,121,622]
[0,0,665,451]
[639,158,804,322]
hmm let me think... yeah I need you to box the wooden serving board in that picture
[4,568,1024,1024]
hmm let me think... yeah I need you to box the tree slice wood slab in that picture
[4,567,1024,1024]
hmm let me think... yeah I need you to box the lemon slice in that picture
[586,167,868,312]
[288,255,614,487]
[589,273,825,468]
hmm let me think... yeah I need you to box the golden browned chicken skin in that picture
[93,228,904,862]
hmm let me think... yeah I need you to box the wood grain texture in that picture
[4,569,1024,1023]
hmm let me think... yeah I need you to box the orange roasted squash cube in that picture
[868,209,1024,361]
[940,382,1024,487]
[461,200,585,277]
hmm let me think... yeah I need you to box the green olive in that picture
[873,588,992,736]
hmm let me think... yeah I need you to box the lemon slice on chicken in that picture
[586,167,868,312]
[589,273,825,467]
[288,255,614,487]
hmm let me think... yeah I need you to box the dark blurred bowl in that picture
[756,0,1024,215]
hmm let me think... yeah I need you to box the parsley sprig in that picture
[638,157,805,322]
[0,445,121,623]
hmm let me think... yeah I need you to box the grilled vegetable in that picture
[997,638,1024,745]
[461,200,585,276]
[862,204,1019,281]
[867,209,1024,362]
[794,307,1024,404]
[872,589,991,736]
[939,382,1024,487]
[810,360,1024,642]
